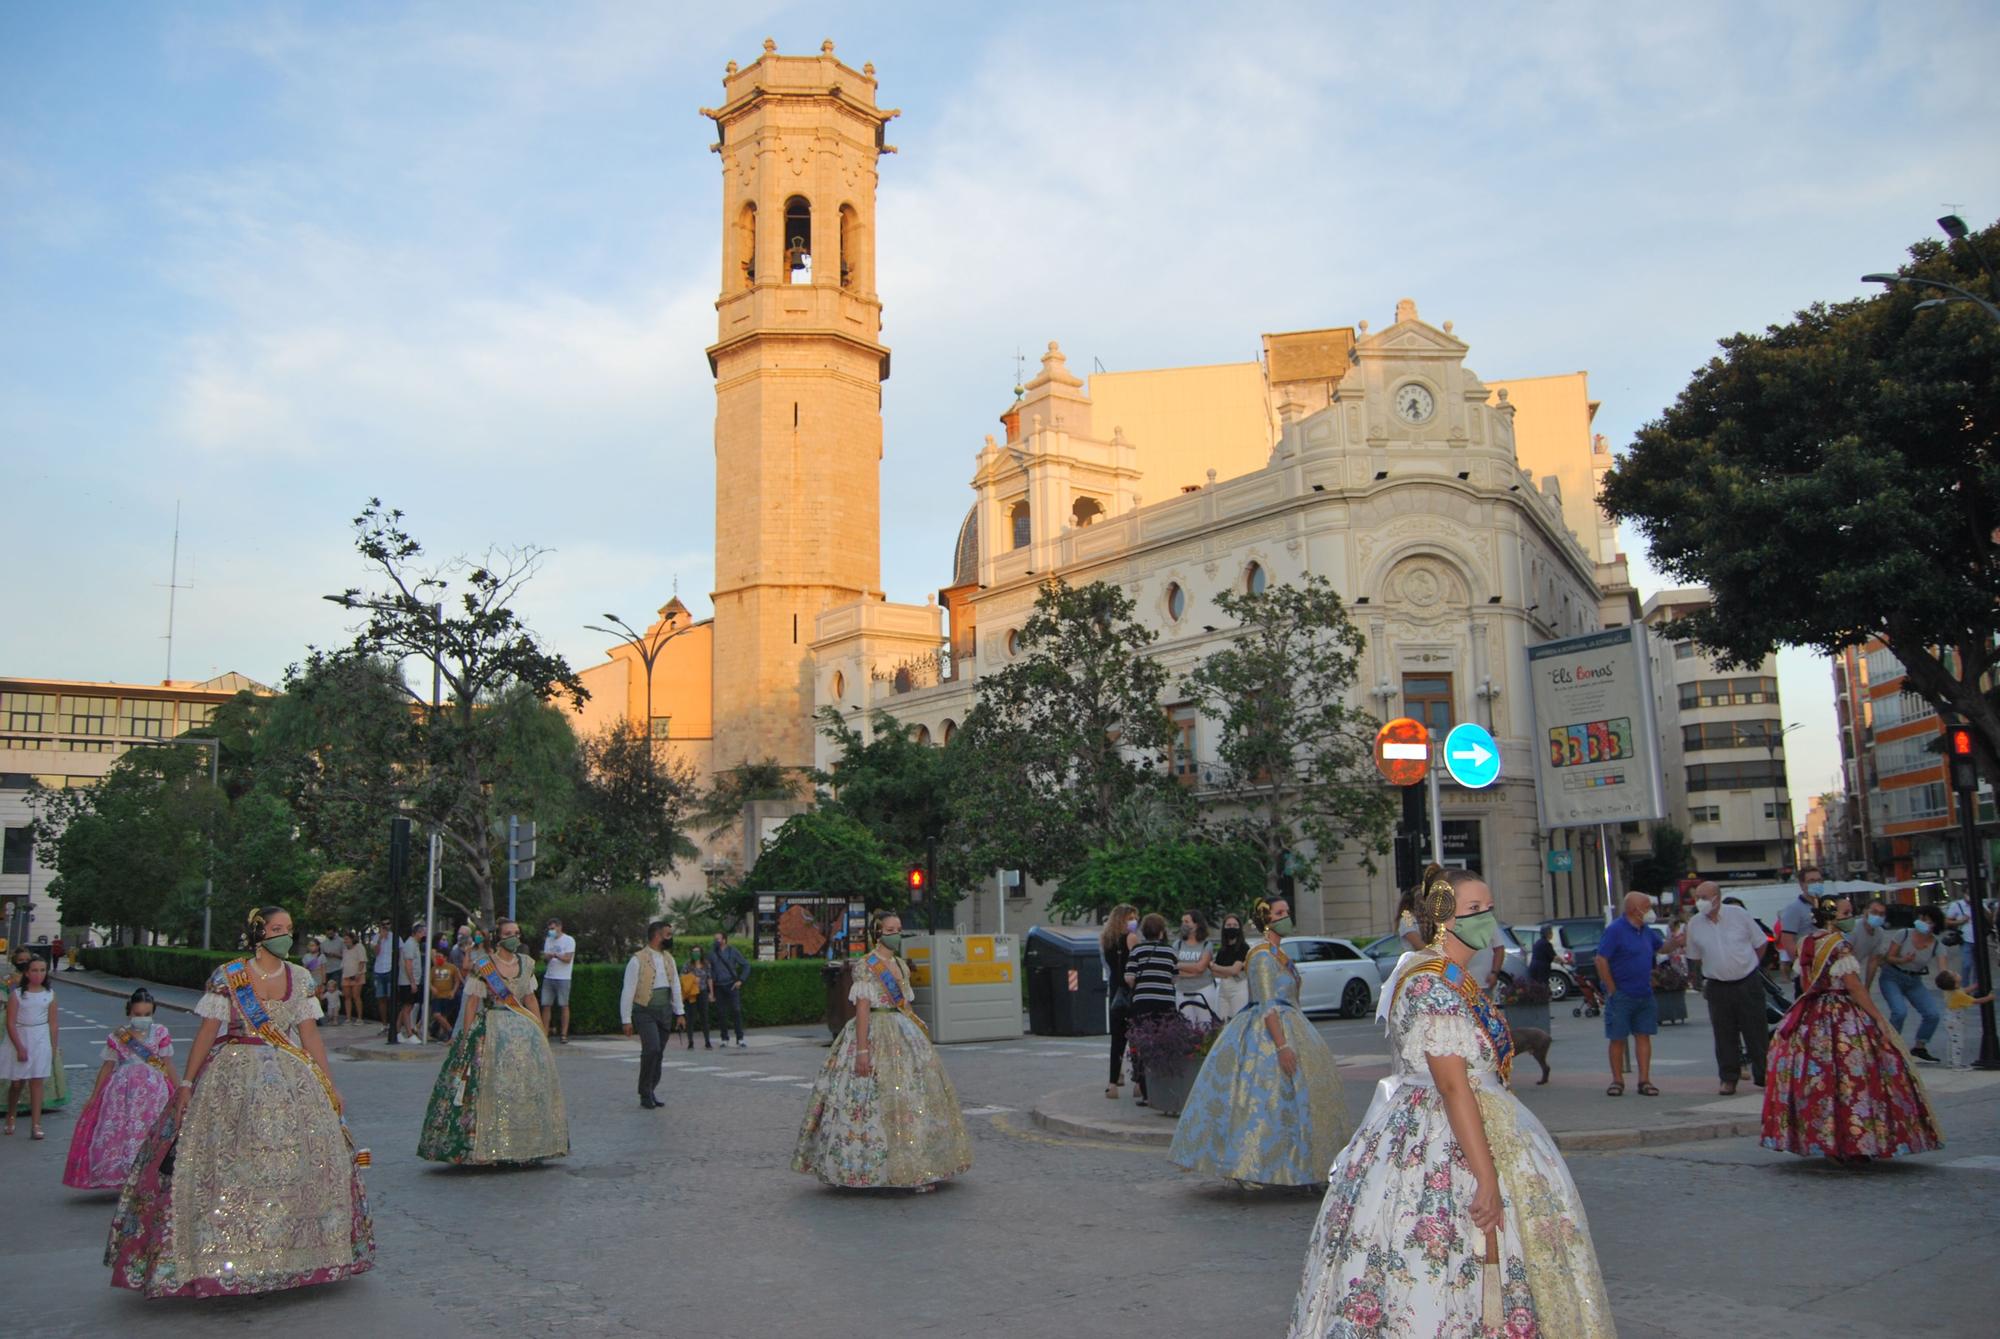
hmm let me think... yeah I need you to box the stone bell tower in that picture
[703,40,896,773]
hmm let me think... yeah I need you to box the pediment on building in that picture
[1356,301,1468,360]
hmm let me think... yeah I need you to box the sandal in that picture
[1104,1084,1121,1099]
[1605,1082,1624,1097]
[1638,1082,1660,1097]
[31,1124,45,1140]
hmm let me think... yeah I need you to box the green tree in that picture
[814,708,971,899]
[732,811,905,915]
[203,788,324,940]
[535,886,656,963]
[547,723,699,897]
[1050,838,1266,925]
[1599,219,2000,777]
[1625,823,1693,896]
[952,579,1177,884]
[30,748,220,941]
[694,757,806,842]
[1183,574,1394,899]
[321,499,588,929]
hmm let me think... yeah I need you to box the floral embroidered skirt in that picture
[65,1063,172,1189]
[1760,993,1942,1159]
[1289,1078,1615,1338]
[106,1044,373,1298]
[792,1011,972,1188]
[1169,1001,1348,1186]
[417,1005,569,1166]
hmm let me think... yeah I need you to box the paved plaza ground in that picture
[4,969,1997,1337]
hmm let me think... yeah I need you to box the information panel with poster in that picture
[753,893,869,962]
[1528,627,1667,829]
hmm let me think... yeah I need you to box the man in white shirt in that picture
[1944,893,1977,982]
[540,917,578,1044]
[1683,881,1770,1095]
[398,921,427,1042]
[619,921,685,1110]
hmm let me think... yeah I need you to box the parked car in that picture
[1366,925,1577,1001]
[1522,917,1612,984]
[1280,936,1379,1018]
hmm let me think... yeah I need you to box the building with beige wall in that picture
[1,673,268,946]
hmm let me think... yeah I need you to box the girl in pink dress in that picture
[64,989,177,1189]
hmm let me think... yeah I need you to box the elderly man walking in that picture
[1595,892,1680,1097]
[1682,881,1769,1095]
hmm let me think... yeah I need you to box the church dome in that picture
[952,505,979,586]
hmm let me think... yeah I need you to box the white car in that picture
[1279,936,1379,1018]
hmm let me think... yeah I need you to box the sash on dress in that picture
[1394,956,1516,1086]
[112,1025,172,1076]
[218,960,369,1167]
[467,946,544,1025]
[868,954,928,1035]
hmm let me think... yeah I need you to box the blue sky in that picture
[6,1,1999,807]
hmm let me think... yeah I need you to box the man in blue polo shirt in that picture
[1595,892,1682,1098]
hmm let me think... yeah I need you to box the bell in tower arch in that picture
[784,195,813,282]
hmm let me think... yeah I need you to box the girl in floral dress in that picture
[1760,913,1942,1165]
[1290,867,1614,1339]
[108,906,374,1298]
[417,920,569,1166]
[792,913,972,1190]
[64,988,177,1188]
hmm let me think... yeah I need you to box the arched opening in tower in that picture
[838,204,859,290]
[734,201,757,288]
[784,195,813,283]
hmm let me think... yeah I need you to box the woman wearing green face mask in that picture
[110,905,376,1297]
[1291,867,1614,1338]
[792,913,972,1191]
[1168,898,1350,1186]
[418,919,570,1167]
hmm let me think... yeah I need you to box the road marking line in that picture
[793,1082,815,1089]
[752,1074,803,1082]
[711,1071,764,1079]
[1945,1155,2000,1171]
[960,1105,1013,1117]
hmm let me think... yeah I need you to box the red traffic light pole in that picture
[1944,724,1999,1070]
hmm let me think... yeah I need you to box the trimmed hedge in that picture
[79,944,831,1034]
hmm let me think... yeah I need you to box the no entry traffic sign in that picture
[1374,717,1430,787]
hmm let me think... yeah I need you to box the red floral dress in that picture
[1760,931,1942,1159]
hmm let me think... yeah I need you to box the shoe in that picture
[705,1042,713,1049]
[1911,1046,1941,1064]
[737,1040,748,1049]
[1719,1080,1738,1096]
[639,1095,660,1109]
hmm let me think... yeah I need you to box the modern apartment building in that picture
[0,673,268,945]
[1642,590,1794,882]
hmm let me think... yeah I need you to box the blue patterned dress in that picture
[1168,940,1350,1186]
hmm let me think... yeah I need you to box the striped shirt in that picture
[1127,941,1180,1007]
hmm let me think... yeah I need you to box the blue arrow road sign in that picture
[1443,722,1501,789]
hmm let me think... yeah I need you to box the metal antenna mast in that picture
[160,500,193,682]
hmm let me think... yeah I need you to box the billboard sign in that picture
[1528,626,1666,829]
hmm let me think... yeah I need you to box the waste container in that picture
[904,934,1022,1043]
[1023,926,1108,1036]
[822,958,859,1039]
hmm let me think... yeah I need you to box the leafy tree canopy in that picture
[814,708,972,898]
[734,811,905,913]
[1050,838,1267,925]
[1626,824,1694,896]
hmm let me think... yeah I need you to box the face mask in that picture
[500,935,522,951]
[1642,910,1658,925]
[261,933,295,958]
[877,933,904,953]
[1451,910,1499,951]
[1698,899,1717,915]
[1806,884,1824,896]
[130,1010,153,1021]
[1223,927,1242,941]
[1866,914,1885,929]
[1268,917,1294,936]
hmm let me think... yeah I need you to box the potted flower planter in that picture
[1145,1054,1201,1117]
[1502,1001,1551,1035]
[1655,989,1688,1025]
[1128,1009,1217,1118]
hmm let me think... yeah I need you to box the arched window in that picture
[1005,629,1021,657]
[1071,496,1103,527]
[838,204,859,290]
[1166,582,1187,622]
[784,195,812,283]
[1009,500,1031,550]
[1245,562,1268,595]
[830,670,845,700]
[734,201,757,289]
[912,724,931,745]
[940,718,957,743]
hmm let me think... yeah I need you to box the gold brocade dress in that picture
[1168,941,1350,1185]
[418,954,569,1165]
[792,952,973,1188]
[107,963,374,1298]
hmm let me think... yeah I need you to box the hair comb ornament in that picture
[1420,863,1456,947]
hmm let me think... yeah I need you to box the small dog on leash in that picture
[1511,1026,1553,1084]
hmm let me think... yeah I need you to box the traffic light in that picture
[906,866,926,899]
[1946,724,1979,794]
[510,819,538,882]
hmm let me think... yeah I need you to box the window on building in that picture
[1682,719,1784,753]
[1688,805,1722,823]
[1871,689,1937,731]
[1009,501,1031,550]
[1071,497,1103,527]
[119,698,171,740]
[1673,641,1698,660]
[1,825,30,875]
[1763,802,1785,821]
[1245,562,1268,596]
[1166,582,1186,622]
[1403,674,1454,734]
[912,724,932,745]
[1712,843,1769,865]
[1167,703,1199,786]
[1873,734,1940,780]
[1685,760,1787,792]
[0,691,55,750]
[940,719,957,744]
[61,695,115,753]
[178,702,217,734]
[650,717,671,740]
[1870,783,1950,825]
[1863,645,1904,685]
[1005,629,1021,658]
[1677,676,1780,709]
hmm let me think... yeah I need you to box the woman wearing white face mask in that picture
[1290,866,1613,1337]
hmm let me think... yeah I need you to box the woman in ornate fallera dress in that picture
[108,907,375,1298]
[1169,896,1350,1186]
[1290,867,1614,1339]
[793,912,973,1191]
[64,988,177,1188]
[418,920,570,1166]
[1760,911,1942,1165]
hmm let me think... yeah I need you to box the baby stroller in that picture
[1571,973,1604,1018]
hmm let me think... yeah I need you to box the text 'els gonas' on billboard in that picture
[1527,627,1667,828]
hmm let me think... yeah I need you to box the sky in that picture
[5,1,1999,810]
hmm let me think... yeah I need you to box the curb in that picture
[60,975,196,1014]
[1028,1096,1769,1154]
[336,1041,444,1063]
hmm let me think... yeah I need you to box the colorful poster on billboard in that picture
[1528,627,1666,828]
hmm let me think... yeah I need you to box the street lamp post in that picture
[324,590,444,1045]
[1863,214,2000,323]
[1766,722,1804,876]
[585,612,695,744]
